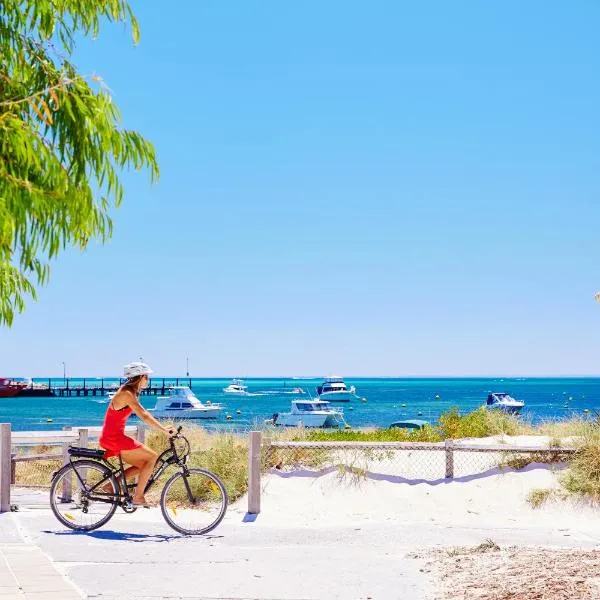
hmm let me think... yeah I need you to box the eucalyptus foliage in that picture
[0,0,158,325]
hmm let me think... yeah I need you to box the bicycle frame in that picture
[67,432,188,506]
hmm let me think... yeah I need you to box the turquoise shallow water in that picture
[1,377,599,431]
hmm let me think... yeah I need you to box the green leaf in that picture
[0,0,159,326]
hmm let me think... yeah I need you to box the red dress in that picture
[99,402,142,458]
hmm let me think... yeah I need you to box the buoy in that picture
[226,414,233,420]
[236,409,241,414]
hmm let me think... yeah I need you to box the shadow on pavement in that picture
[42,529,223,542]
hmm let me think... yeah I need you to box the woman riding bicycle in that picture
[99,362,173,507]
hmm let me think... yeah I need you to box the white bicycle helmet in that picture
[123,362,153,379]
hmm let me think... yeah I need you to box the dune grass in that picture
[560,425,600,502]
[527,488,556,508]
[301,407,529,443]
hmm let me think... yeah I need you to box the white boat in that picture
[485,392,524,415]
[316,376,359,402]
[223,379,249,395]
[149,386,223,419]
[272,399,344,428]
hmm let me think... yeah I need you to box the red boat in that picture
[0,378,27,398]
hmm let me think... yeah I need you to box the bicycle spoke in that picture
[50,461,118,531]
[160,469,227,535]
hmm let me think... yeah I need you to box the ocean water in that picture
[1,377,599,432]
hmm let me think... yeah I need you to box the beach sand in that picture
[247,434,600,599]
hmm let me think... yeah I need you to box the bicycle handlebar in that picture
[168,425,183,438]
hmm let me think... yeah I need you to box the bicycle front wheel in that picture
[160,468,228,535]
[50,460,118,531]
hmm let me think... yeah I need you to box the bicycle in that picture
[49,426,228,535]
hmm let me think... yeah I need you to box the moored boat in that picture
[223,379,249,395]
[271,399,344,428]
[0,378,27,398]
[485,392,524,415]
[149,386,223,419]
[316,376,359,402]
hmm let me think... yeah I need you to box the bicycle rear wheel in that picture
[160,468,228,535]
[50,460,118,531]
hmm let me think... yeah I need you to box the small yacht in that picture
[149,386,223,419]
[485,392,525,415]
[271,399,344,428]
[223,379,249,395]
[316,376,359,402]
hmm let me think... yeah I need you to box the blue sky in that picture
[2,1,600,377]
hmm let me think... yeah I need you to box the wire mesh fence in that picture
[263,440,577,483]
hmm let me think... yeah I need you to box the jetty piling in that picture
[24,377,194,398]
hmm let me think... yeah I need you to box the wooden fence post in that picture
[445,439,454,479]
[247,431,262,515]
[62,426,72,501]
[10,454,16,485]
[77,428,88,490]
[77,428,88,449]
[136,424,146,445]
[0,424,11,513]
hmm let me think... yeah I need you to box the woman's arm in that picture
[122,390,173,436]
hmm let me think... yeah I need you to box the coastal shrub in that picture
[527,488,554,508]
[266,445,333,471]
[298,407,527,444]
[300,426,442,443]
[438,407,522,439]
[498,451,570,471]
[537,416,597,440]
[14,458,62,487]
[484,409,527,436]
[146,426,249,503]
[561,427,600,501]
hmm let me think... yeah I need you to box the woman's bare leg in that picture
[121,446,158,503]
[102,465,139,493]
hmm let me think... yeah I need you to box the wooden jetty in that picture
[16,378,194,398]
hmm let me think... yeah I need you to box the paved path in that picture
[0,513,82,599]
[3,508,428,600]
[2,489,600,599]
